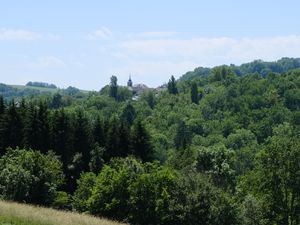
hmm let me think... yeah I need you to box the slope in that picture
[0,201,127,225]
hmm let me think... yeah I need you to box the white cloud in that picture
[0,28,42,41]
[46,34,62,40]
[87,27,112,40]
[39,56,65,67]
[119,35,300,66]
[27,56,65,68]
[127,31,177,39]
[106,35,300,86]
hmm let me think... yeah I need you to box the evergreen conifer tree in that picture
[191,81,199,104]
[131,119,153,162]
[93,115,105,147]
[167,75,178,95]
[109,76,118,100]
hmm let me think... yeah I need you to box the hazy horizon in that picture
[1,0,300,90]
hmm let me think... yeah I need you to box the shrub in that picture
[0,148,64,205]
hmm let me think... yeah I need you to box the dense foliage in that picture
[180,57,300,81]
[0,148,63,205]
[0,83,43,100]
[26,81,57,89]
[0,58,300,224]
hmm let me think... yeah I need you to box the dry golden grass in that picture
[0,200,127,225]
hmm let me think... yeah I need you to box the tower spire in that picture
[127,74,133,87]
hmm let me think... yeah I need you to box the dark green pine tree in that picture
[23,103,40,150]
[167,75,178,95]
[105,115,120,161]
[73,110,91,170]
[19,98,26,110]
[0,96,5,153]
[89,142,105,174]
[50,108,76,192]
[121,102,136,126]
[37,100,50,153]
[174,121,192,150]
[144,91,155,109]
[131,119,153,162]
[118,121,131,157]
[191,81,199,104]
[109,75,118,100]
[93,115,105,147]
[0,95,5,115]
[51,92,63,109]
[50,109,71,166]
[0,100,24,151]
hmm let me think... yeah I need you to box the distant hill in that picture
[180,57,300,81]
[26,81,57,89]
[0,83,88,100]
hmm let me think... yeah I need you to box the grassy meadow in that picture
[10,85,59,94]
[0,201,126,225]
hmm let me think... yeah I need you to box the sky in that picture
[0,0,300,90]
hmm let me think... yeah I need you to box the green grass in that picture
[0,215,42,225]
[10,85,58,94]
[9,85,90,94]
[0,201,126,225]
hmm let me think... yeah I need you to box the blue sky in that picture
[1,0,300,90]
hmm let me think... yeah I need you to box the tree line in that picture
[0,96,152,193]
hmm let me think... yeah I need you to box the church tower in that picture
[127,75,133,87]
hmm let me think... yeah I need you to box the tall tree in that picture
[37,100,50,152]
[51,93,63,109]
[243,123,300,225]
[73,110,91,170]
[0,100,23,151]
[0,96,5,151]
[168,75,178,95]
[142,90,155,109]
[23,103,40,150]
[190,81,199,104]
[118,121,131,157]
[174,121,191,150]
[0,95,5,115]
[131,119,153,162]
[89,143,105,174]
[105,115,120,160]
[109,75,118,100]
[50,109,71,166]
[50,109,76,192]
[121,102,136,126]
[93,115,105,147]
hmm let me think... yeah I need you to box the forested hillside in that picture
[0,61,300,225]
[0,83,86,101]
[180,57,300,81]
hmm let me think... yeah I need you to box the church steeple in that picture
[127,75,133,87]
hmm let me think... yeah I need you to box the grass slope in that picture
[10,85,90,94]
[0,201,126,225]
[10,85,59,94]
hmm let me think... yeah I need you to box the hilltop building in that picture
[127,75,133,87]
[126,75,149,100]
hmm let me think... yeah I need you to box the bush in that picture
[73,157,238,225]
[72,172,97,212]
[86,157,144,221]
[169,173,238,225]
[52,191,72,210]
[0,148,64,205]
[128,164,177,225]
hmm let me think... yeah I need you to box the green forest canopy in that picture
[0,57,300,225]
